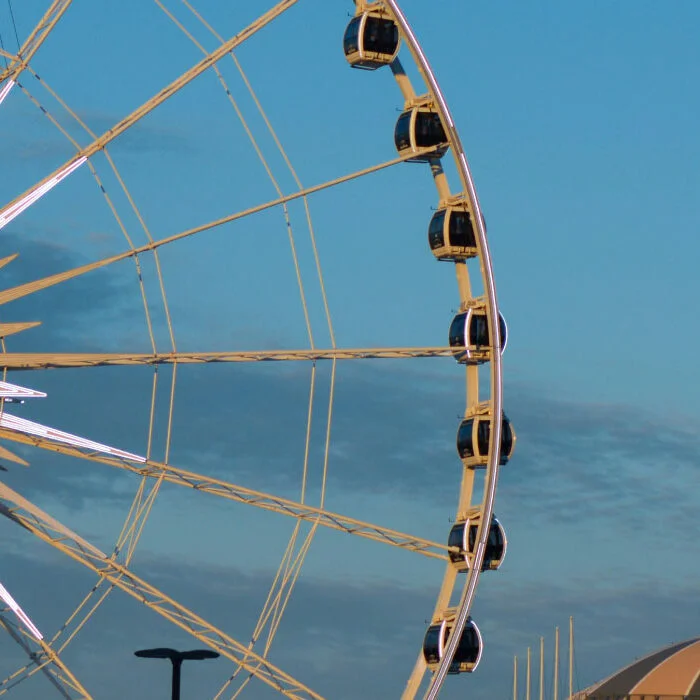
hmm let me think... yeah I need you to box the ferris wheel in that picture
[0,1,515,698]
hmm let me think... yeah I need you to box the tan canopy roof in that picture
[580,638,700,698]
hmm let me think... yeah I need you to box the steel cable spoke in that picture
[0,482,324,700]
[0,0,299,230]
[0,0,73,85]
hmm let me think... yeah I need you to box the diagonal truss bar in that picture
[0,443,28,467]
[0,347,453,369]
[0,0,299,231]
[0,254,18,270]
[0,428,448,561]
[0,611,91,699]
[0,0,73,84]
[0,614,76,699]
[0,322,41,339]
[0,146,437,311]
[0,146,433,315]
[0,481,323,700]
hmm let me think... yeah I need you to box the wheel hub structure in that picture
[0,2,514,698]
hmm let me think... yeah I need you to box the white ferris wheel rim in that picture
[0,2,508,698]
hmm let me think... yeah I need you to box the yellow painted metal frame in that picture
[0,1,510,698]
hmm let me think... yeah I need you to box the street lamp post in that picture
[134,648,220,700]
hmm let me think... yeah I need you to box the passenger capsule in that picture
[456,413,515,468]
[394,106,448,162]
[448,306,508,364]
[423,617,483,673]
[448,517,507,572]
[428,206,478,260]
[343,10,400,70]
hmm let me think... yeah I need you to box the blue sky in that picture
[1,1,700,699]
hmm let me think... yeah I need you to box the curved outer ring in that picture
[383,3,505,697]
[3,5,501,696]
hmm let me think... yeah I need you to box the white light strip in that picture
[0,381,47,399]
[0,156,87,231]
[0,581,43,640]
[0,80,15,107]
[0,413,145,463]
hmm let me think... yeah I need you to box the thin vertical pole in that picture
[171,659,182,700]
[569,617,574,700]
[554,627,560,700]
[513,655,518,700]
[526,647,531,700]
[539,637,544,700]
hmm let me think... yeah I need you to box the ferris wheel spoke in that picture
[0,346,453,369]
[0,145,439,316]
[0,3,511,696]
[0,0,73,86]
[5,479,168,696]
[144,147,438,252]
[0,614,71,699]
[0,481,324,700]
[0,0,299,232]
[153,0,321,352]
[0,323,41,340]
[178,0,338,349]
[0,611,91,699]
[0,428,448,561]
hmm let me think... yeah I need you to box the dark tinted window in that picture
[448,313,466,348]
[448,522,466,563]
[468,520,504,570]
[468,313,489,347]
[449,210,476,248]
[500,419,513,461]
[448,522,465,550]
[499,313,508,350]
[428,209,447,249]
[363,16,399,55]
[343,17,361,55]
[485,521,504,566]
[468,523,477,552]
[414,112,446,148]
[453,623,480,665]
[423,625,442,664]
[476,419,490,457]
[394,112,412,151]
[457,419,474,458]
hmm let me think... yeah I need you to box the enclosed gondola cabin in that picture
[448,307,508,364]
[448,517,507,572]
[423,618,483,673]
[343,9,400,70]
[456,413,515,468]
[394,106,449,162]
[428,206,478,261]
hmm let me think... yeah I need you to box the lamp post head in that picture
[135,648,220,663]
[179,650,220,661]
[135,648,180,661]
[135,647,219,700]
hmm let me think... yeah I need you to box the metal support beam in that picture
[0,481,323,700]
[0,429,448,561]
